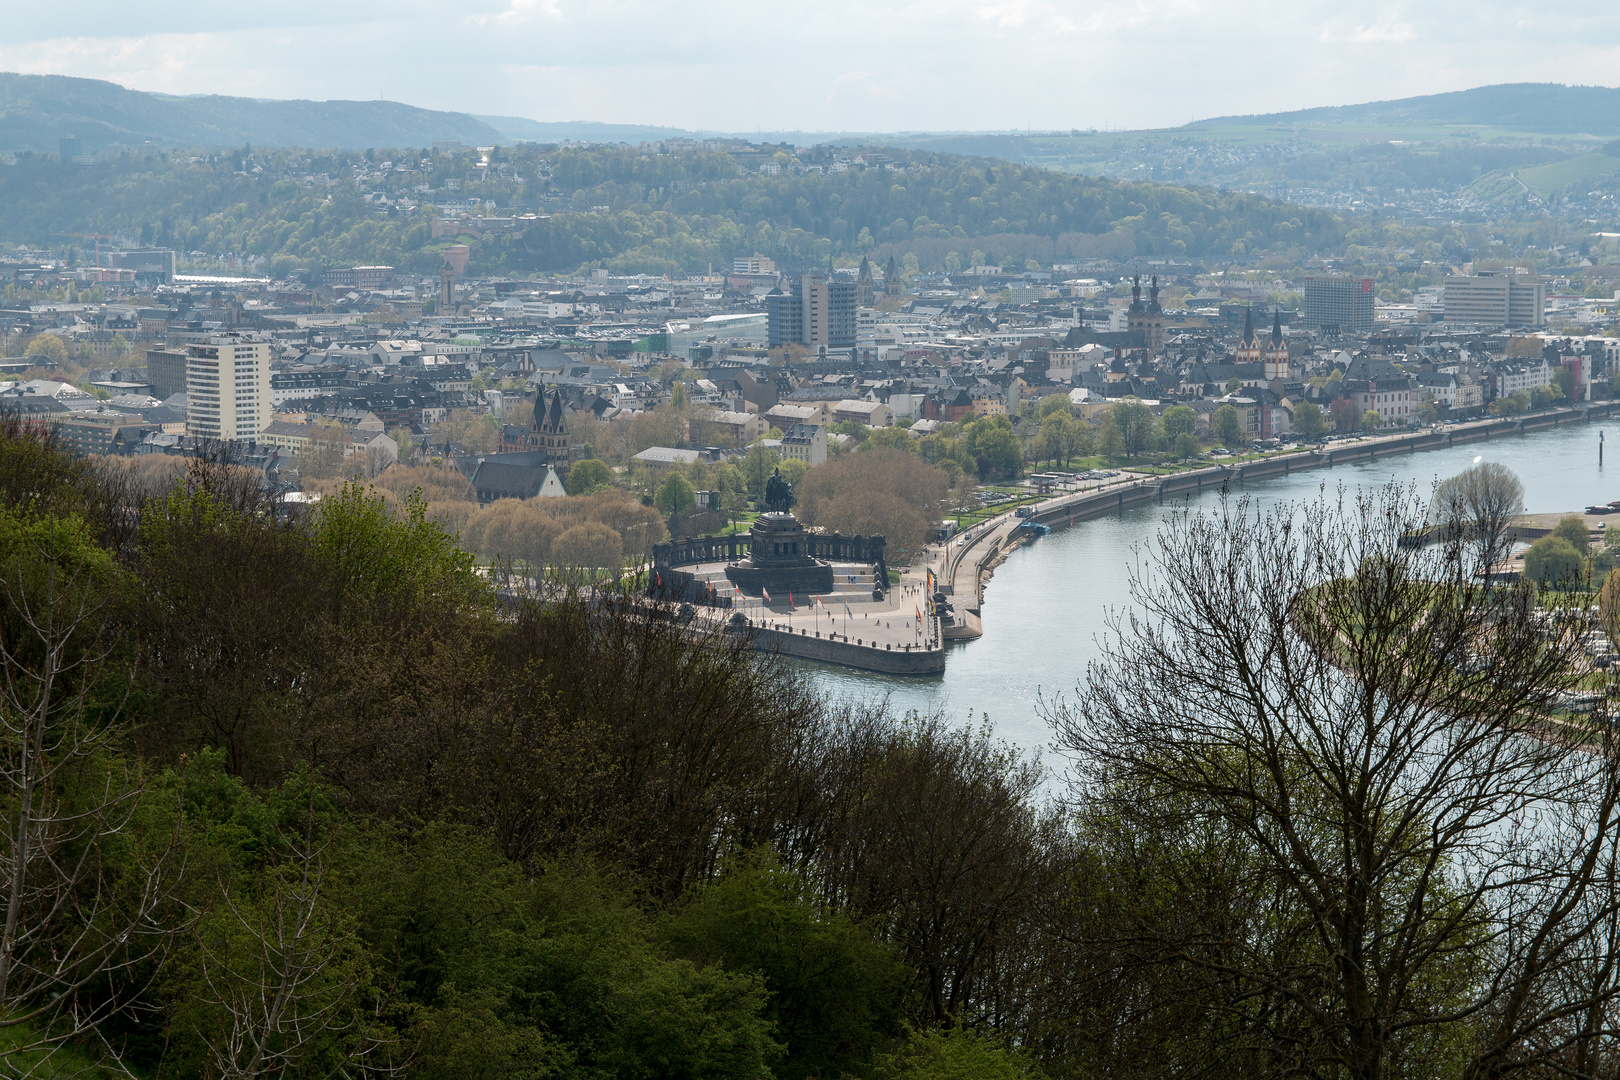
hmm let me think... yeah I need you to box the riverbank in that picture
[936,401,1620,619]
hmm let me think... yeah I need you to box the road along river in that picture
[798,419,1620,758]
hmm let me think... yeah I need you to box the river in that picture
[801,422,1619,757]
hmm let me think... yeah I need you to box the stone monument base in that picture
[725,561,834,597]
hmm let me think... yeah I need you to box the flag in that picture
[790,592,796,612]
[655,571,662,588]
[916,607,922,623]
[844,601,854,620]
[926,568,936,595]
[763,587,772,602]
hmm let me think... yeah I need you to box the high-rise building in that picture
[767,274,856,350]
[1443,271,1545,327]
[185,334,272,441]
[1303,276,1376,334]
[146,347,189,400]
[59,136,81,163]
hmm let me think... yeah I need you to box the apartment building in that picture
[185,334,272,441]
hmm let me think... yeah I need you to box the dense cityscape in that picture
[5,45,1620,1080]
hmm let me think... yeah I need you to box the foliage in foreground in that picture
[3,424,1620,1080]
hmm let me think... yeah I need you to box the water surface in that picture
[802,423,1616,755]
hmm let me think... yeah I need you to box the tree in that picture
[22,334,67,365]
[1212,405,1242,448]
[552,520,623,570]
[795,449,950,556]
[1552,514,1592,554]
[742,445,781,497]
[1161,405,1197,440]
[566,458,614,496]
[654,472,697,516]
[660,849,905,1080]
[1038,412,1081,467]
[0,509,184,1062]
[1431,462,1525,581]
[1293,400,1327,439]
[188,777,382,1080]
[876,1028,1042,1080]
[1037,393,1072,420]
[1551,365,1577,403]
[1096,416,1125,461]
[865,427,919,454]
[1173,431,1200,460]
[1523,534,1585,588]
[1109,398,1158,458]
[1048,485,1620,1080]
[965,417,1022,481]
[1362,409,1382,430]
[670,380,688,409]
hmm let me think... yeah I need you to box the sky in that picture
[1,0,1618,132]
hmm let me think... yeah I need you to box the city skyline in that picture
[1,0,1617,134]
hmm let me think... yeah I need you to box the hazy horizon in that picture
[3,0,1618,133]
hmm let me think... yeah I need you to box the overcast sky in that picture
[2,0,1616,132]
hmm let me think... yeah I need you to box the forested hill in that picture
[0,73,503,153]
[1199,82,1620,136]
[0,142,1348,276]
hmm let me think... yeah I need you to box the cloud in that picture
[466,0,564,28]
[1320,19,1417,44]
[0,0,1615,132]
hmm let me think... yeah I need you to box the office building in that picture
[323,265,395,289]
[1303,276,1376,334]
[767,273,856,351]
[108,248,176,283]
[185,334,272,441]
[1443,271,1545,327]
[145,347,189,399]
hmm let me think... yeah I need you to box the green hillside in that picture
[0,72,503,153]
[0,141,1351,276]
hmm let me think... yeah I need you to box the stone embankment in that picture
[741,623,945,674]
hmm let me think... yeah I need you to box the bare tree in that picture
[192,814,397,1080]
[1432,461,1526,581]
[1047,484,1620,1080]
[0,518,183,1070]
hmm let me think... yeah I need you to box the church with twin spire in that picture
[1235,305,1293,382]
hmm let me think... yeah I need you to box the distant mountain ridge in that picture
[1196,83,1620,135]
[0,73,504,152]
[4,73,1618,156]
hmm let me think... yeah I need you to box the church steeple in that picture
[1242,304,1255,346]
[1262,308,1291,382]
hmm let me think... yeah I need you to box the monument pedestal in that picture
[724,513,834,597]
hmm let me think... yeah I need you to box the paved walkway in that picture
[681,560,941,649]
